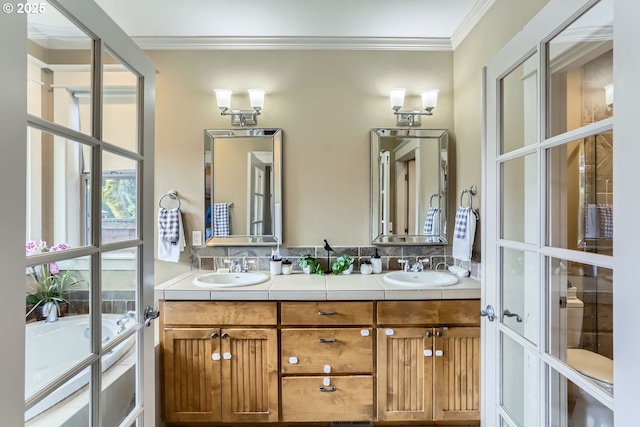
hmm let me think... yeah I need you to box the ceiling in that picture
[94,0,494,51]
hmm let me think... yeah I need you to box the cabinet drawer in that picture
[281,302,373,325]
[162,301,277,326]
[281,376,374,422]
[377,300,480,326]
[281,328,373,374]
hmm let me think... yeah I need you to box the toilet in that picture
[566,286,613,427]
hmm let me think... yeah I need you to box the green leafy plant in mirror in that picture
[298,254,323,275]
[331,254,354,275]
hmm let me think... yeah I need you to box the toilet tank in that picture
[566,286,584,348]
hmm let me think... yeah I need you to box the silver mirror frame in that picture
[204,128,282,246]
[370,128,449,245]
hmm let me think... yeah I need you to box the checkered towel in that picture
[158,208,181,244]
[454,206,472,239]
[598,204,613,238]
[213,203,230,236]
[423,207,440,234]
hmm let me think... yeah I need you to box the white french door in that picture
[482,0,615,425]
[2,0,156,425]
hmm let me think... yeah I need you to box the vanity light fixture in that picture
[390,88,439,126]
[215,88,265,127]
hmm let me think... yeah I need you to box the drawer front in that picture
[281,302,373,325]
[162,301,277,326]
[281,328,373,374]
[281,376,374,422]
[377,300,480,326]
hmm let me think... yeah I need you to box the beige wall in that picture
[452,0,550,253]
[150,50,454,281]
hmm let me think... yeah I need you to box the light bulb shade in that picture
[390,88,406,111]
[421,89,439,110]
[215,89,232,110]
[603,83,614,106]
[248,89,265,111]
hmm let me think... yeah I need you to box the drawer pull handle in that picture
[318,311,337,316]
[318,338,337,343]
[318,386,337,392]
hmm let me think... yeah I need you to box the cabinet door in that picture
[433,327,481,421]
[163,328,221,423]
[220,328,279,422]
[377,327,433,421]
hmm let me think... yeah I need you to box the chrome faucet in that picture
[226,259,242,273]
[116,310,135,332]
[411,258,429,272]
[241,259,254,273]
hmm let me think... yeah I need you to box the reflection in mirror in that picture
[370,128,448,245]
[204,128,282,246]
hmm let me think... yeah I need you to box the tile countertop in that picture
[155,271,480,301]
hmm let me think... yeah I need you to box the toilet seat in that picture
[567,348,613,388]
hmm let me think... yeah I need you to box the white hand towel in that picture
[158,210,186,263]
[452,206,476,262]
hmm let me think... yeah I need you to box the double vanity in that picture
[155,271,480,425]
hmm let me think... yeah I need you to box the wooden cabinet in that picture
[280,301,375,422]
[377,300,481,423]
[160,299,480,425]
[160,301,278,424]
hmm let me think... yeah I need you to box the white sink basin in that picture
[383,271,459,287]
[193,272,270,288]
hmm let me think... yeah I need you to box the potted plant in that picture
[299,254,323,275]
[25,241,81,322]
[331,254,354,275]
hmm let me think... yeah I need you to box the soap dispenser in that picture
[371,249,382,274]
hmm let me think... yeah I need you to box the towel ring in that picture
[430,193,441,207]
[159,190,181,209]
[460,185,477,208]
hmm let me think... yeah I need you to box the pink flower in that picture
[26,240,47,254]
[50,243,69,252]
[49,262,60,274]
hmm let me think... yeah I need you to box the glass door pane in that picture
[501,54,539,154]
[501,248,538,343]
[500,153,538,244]
[102,48,140,153]
[27,6,93,135]
[501,333,539,427]
[547,1,614,138]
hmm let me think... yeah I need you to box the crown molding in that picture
[131,36,454,51]
[450,0,496,50]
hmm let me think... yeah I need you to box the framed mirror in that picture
[370,128,448,245]
[204,128,282,246]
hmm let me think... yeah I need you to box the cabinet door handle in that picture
[426,331,433,338]
[221,333,229,339]
[318,386,337,392]
[318,338,337,343]
[211,333,219,339]
[436,331,443,337]
[318,311,337,316]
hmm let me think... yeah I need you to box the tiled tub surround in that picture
[191,245,481,279]
[26,290,136,323]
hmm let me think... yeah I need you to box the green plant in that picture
[25,240,82,318]
[26,269,81,317]
[298,254,323,274]
[331,254,354,275]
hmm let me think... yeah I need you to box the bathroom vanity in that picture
[156,272,481,425]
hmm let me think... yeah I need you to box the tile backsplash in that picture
[191,245,481,279]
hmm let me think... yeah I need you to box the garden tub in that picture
[25,313,136,422]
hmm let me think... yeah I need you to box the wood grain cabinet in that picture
[160,301,278,424]
[377,300,481,423]
[280,301,375,422]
